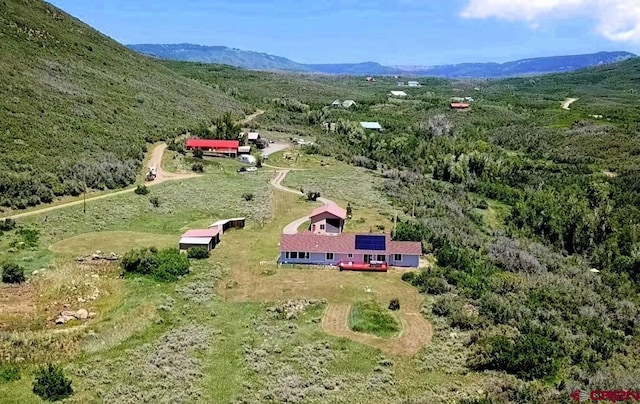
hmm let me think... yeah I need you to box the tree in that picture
[242,193,254,201]
[32,364,73,402]
[193,149,204,159]
[134,184,149,195]
[191,162,204,173]
[389,298,400,311]
[346,203,353,219]
[2,263,26,284]
[306,191,321,201]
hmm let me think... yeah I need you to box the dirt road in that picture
[239,109,265,125]
[2,143,199,220]
[270,169,336,234]
[562,98,578,110]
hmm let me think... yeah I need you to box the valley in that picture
[2,1,640,403]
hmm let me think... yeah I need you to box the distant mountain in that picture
[127,44,636,78]
[126,43,311,72]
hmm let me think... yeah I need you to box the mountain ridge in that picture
[127,44,636,78]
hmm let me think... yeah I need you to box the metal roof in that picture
[186,139,239,149]
[247,132,260,140]
[209,217,246,228]
[179,237,212,245]
[182,228,220,238]
[310,204,347,219]
[279,233,421,255]
[360,122,382,130]
[238,146,251,153]
[390,91,407,96]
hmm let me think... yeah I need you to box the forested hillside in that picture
[0,0,245,210]
[168,58,640,401]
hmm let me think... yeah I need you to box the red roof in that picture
[186,139,239,149]
[181,228,220,238]
[279,233,421,255]
[310,204,347,220]
[450,103,470,109]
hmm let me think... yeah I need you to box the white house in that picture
[360,122,382,131]
[390,91,407,97]
[342,100,357,108]
[407,81,420,87]
[239,154,257,165]
[331,99,342,107]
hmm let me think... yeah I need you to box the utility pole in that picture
[83,172,86,214]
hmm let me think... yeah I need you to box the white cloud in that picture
[461,0,640,43]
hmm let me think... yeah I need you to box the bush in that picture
[187,247,210,259]
[134,184,149,195]
[193,149,204,159]
[18,228,39,248]
[306,191,321,201]
[242,192,254,201]
[432,294,460,317]
[477,200,489,209]
[2,263,26,284]
[32,364,73,402]
[0,365,21,384]
[401,271,416,283]
[191,162,204,173]
[121,247,190,282]
[388,298,400,311]
[149,196,160,207]
[0,218,16,231]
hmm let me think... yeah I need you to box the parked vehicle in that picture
[246,167,258,172]
[237,167,247,173]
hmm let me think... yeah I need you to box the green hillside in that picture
[0,0,245,209]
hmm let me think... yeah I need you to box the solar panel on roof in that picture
[355,235,386,251]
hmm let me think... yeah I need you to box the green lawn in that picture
[349,300,400,338]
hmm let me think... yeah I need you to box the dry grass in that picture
[48,231,177,256]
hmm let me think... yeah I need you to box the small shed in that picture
[331,99,342,108]
[342,100,357,108]
[238,145,251,154]
[179,236,215,251]
[390,91,407,97]
[247,132,261,143]
[407,81,420,87]
[179,228,220,251]
[239,154,257,164]
[360,121,382,131]
[209,217,246,235]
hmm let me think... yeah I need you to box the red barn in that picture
[185,139,239,157]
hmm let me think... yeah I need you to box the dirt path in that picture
[239,109,265,125]
[562,97,578,110]
[270,169,336,234]
[2,143,199,220]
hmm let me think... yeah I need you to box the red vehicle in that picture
[338,260,388,272]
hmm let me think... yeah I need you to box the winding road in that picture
[269,168,335,234]
[562,97,578,110]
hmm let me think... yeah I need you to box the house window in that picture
[298,252,309,259]
[376,255,386,262]
[320,224,325,230]
[291,252,298,259]
[348,253,353,258]
[394,254,403,262]
[285,252,290,259]
[364,254,372,263]
[326,253,334,260]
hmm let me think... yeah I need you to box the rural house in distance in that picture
[278,203,421,269]
[360,121,383,131]
[185,139,239,157]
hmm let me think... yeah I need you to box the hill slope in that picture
[128,44,635,77]
[0,0,243,210]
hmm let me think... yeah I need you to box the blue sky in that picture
[48,0,640,65]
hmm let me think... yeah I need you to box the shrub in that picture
[134,184,149,195]
[18,228,39,248]
[187,247,210,259]
[432,294,460,317]
[32,364,73,402]
[2,263,26,284]
[0,218,16,231]
[349,300,400,338]
[401,271,416,283]
[193,149,204,159]
[306,191,321,201]
[388,298,400,311]
[149,196,160,207]
[476,200,489,209]
[191,162,204,173]
[0,365,21,384]
[346,203,353,218]
[121,247,190,282]
[242,192,254,201]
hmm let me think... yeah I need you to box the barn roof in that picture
[182,228,220,238]
[186,139,240,149]
[450,102,470,109]
[179,236,213,245]
[310,204,347,220]
[279,233,421,255]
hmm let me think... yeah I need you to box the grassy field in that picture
[0,147,500,403]
[348,300,400,338]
